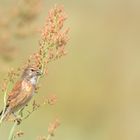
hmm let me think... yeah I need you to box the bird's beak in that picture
[37,69,42,76]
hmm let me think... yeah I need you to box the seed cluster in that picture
[48,119,60,136]
[28,5,69,75]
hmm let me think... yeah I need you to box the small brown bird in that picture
[0,66,42,121]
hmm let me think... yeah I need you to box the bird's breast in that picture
[22,80,34,93]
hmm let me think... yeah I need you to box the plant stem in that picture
[8,109,22,140]
[0,82,10,125]
[46,134,51,140]
[8,121,17,140]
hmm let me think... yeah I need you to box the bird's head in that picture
[22,66,42,83]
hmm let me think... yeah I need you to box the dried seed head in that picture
[47,95,57,105]
[48,118,60,136]
[27,5,69,75]
[14,130,24,139]
[32,100,40,111]
[1,79,8,92]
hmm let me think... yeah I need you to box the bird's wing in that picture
[8,82,34,110]
[7,81,22,103]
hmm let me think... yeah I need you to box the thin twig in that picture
[8,109,23,140]
[46,134,51,140]
[8,121,17,140]
[0,82,10,125]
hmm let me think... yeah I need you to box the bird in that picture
[0,66,42,121]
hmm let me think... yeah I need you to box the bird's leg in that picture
[12,112,22,125]
[19,107,25,117]
[12,112,17,118]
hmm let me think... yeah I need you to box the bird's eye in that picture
[30,68,35,72]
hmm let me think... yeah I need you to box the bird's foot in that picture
[14,117,22,125]
[13,113,22,125]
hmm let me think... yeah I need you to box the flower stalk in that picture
[0,5,69,140]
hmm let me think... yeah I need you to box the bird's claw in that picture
[14,117,22,125]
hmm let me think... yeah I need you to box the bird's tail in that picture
[0,107,10,122]
[0,110,3,116]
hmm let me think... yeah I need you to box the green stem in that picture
[8,109,22,140]
[46,134,51,140]
[8,121,17,140]
[0,82,10,125]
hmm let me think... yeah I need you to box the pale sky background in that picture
[0,0,140,140]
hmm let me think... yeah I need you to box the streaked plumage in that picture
[0,66,42,120]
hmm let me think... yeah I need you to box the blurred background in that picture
[0,0,140,140]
